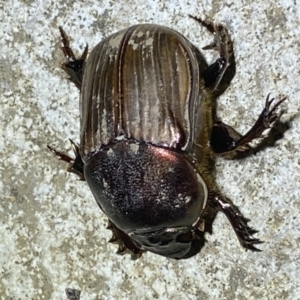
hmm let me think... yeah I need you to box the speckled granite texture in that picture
[0,1,299,299]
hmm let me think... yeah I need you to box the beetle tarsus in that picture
[189,16,233,91]
[188,15,214,33]
[47,144,74,164]
[235,95,287,149]
[59,26,76,61]
[211,95,287,154]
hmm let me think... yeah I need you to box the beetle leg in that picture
[47,140,84,180]
[48,142,144,259]
[106,219,144,260]
[189,16,233,91]
[210,119,250,154]
[65,288,81,300]
[208,191,263,251]
[211,95,287,154]
[59,27,88,90]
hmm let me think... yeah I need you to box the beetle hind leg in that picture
[47,139,84,180]
[59,27,88,90]
[106,219,144,260]
[189,16,234,91]
[209,191,263,251]
[211,95,287,154]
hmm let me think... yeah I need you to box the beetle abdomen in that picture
[80,24,207,160]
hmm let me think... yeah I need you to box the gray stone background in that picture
[0,0,299,299]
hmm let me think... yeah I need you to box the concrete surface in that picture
[0,0,299,299]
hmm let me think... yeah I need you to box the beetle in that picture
[48,16,286,259]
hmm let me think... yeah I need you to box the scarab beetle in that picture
[49,16,286,259]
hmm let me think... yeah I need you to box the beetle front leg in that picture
[59,27,88,90]
[211,95,287,154]
[106,219,144,260]
[208,191,263,251]
[47,140,84,180]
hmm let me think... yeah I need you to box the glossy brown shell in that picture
[80,24,208,160]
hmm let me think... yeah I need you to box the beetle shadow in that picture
[221,112,298,160]
[252,118,291,153]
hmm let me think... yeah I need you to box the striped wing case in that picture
[80,24,206,159]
